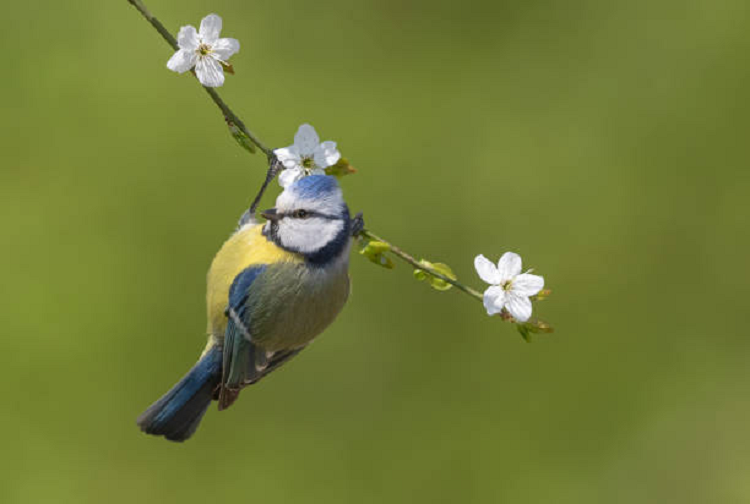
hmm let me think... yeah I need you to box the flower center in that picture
[301,156,315,169]
[197,43,212,56]
[501,280,513,292]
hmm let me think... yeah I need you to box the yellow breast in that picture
[205,223,302,338]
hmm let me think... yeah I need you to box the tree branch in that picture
[126,0,272,158]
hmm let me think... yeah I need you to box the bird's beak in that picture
[261,208,281,222]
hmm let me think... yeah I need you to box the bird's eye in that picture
[293,209,310,219]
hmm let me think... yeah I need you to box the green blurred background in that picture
[2,0,749,502]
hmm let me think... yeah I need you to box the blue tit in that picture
[137,175,353,441]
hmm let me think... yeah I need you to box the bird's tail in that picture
[136,345,222,442]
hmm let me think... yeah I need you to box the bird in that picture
[137,175,354,441]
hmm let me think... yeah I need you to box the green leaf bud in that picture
[227,120,256,154]
[325,157,357,178]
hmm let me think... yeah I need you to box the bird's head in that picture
[262,175,351,264]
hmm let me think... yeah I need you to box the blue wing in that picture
[218,265,306,410]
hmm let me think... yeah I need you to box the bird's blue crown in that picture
[288,175,340,201]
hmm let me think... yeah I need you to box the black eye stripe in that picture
[283,210,339,220]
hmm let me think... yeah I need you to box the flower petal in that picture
[199,14,223,44]
[176,25,199,51]
[474,254,501,285]
[294,124,320,155]
[313,141,341,168]
[195,56,224,87]
[279,167,304,188]
[212,38,240,60]
[310,168,326,176]
[497,252,522,282]
[512,274,544,297]
[506,294,532,322]
[483,286,506,316]
[166,49,197,73]
[274,146,302,170]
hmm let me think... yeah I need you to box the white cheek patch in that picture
[277,217,345,254]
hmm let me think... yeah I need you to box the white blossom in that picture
[166,14,239,88]
[274,124,341,188]
[474,252,544,322]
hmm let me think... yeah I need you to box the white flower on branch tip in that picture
[274,124,341,188]
[166,14,239,88]
[474,252,544,322]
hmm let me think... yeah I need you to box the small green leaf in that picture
[359,240,394,269]
[515,319,554,342]
[516,324,532,342]
[413,260,457,291]
[325,157,357,178]
[360,240,390,256]
[227,120,256,154]
[429,262,457,290]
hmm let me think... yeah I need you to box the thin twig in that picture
[360,229,484,302]
[127,0,178,50]
[204,88,272,158]
[248,158,283,214]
